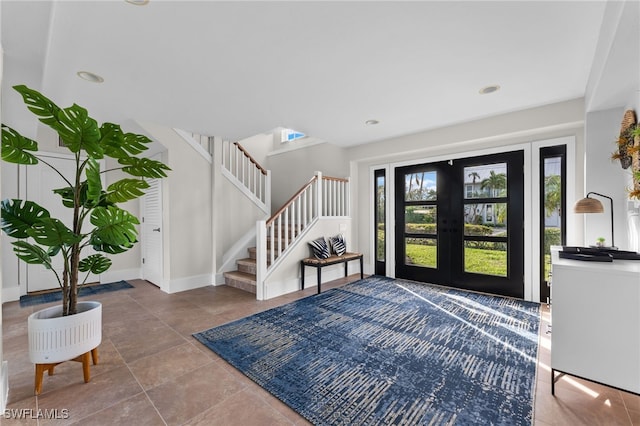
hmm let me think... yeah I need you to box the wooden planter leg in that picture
[35,364,51,395]
[33,348,98,395]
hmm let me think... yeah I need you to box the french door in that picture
[395,151,524,298]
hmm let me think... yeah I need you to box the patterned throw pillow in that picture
[308,237,330,259]
[329,234,346,256]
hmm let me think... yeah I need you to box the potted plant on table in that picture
[1,85,170,393]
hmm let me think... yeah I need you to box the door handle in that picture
[153,228,161,232]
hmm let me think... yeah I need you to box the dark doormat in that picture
[19,280,134,308]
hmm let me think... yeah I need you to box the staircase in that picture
[223,248,259,293]
[223,173,349,298]
[223,225,301,293]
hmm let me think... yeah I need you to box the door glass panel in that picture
[405,205,437,234]
[464,240,507,277]
[405,237,437,268]
[463,203,507,236]
[464,163,507,198]
[376,174,385,263]
[543,156,563,284]
[405,171,437,201]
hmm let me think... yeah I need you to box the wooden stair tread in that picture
[224,270,256,282]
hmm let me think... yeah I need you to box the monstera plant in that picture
[1,85,170,316]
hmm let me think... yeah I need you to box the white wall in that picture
[235,132,273,170]
[267,141,350,213]
[583,0,640,250]
[215,168,268,275]
[583,107,628,249]
[138,122,214,292]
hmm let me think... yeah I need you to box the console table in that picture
[551,254,640,394]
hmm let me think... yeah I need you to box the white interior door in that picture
[26,155,99,292]
[141,167,163,287]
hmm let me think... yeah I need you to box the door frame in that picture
[369,136,575,302]
[140,152,168,291]
[531,136,576,302]
[369,164,391,276]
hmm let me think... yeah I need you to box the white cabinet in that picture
[551,256,640,394]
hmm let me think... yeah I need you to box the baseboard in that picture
[265,263,361,299]
[214,273,226,286]
[168,274,214,293]
[0,360,8,412]
[101,268,141,284]
[1,286,20,304]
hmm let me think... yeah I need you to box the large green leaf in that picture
[99,123,126,159]
[106,178,149,203]
[1,124,39,165]
[12,85,63,129]
[85,158,102,207]
[1,199,50,239]
[12,241,54,268]
[53,184,114,209]
[122,133,152,156]
[79,254,112,274]
[52,186,76,208]
[90,206,139,247]
[89,234,132,254]
[118,157,170,178]
[27,218,82,247]
[99,123,151,159]
[57,104,103,157]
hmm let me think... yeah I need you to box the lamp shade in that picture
[574,197,604,213]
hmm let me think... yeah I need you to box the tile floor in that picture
[2,276,639,425]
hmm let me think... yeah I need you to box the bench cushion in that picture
[302,252,362,266]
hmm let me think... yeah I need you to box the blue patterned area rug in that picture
[194,276,540,425]
[19,280,134,307]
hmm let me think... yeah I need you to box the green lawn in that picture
[405,243,507,276]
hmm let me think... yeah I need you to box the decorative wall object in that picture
[612,109,640,199]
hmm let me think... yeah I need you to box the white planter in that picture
[27,301,102,364]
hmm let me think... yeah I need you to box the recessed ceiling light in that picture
[365,119,379,126]
[77,71,104,83]
[479,85,500,95]
[125,0,149,5]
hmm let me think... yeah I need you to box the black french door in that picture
[395,151,524,298]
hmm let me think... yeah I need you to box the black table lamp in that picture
[574,191,615,249]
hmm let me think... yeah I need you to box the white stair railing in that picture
[255,172,350,299]
[221,140,271,214]
[173,128,213,162]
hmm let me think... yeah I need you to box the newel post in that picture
[256,220,267,300]
[316,171,323,218]
[346,177,351,217]
[265,170,272,213]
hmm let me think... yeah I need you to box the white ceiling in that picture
[1,1,609,148]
